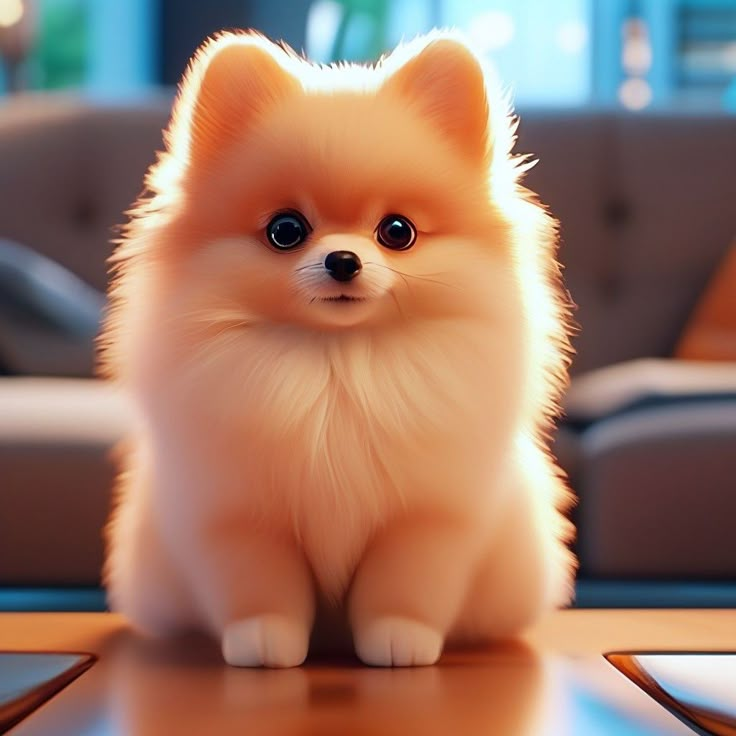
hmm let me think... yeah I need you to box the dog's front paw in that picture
[354,616,443,667]
[222,615,309,668]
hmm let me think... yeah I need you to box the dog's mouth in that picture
[318,295,367,303]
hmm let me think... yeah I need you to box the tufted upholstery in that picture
[518,111,736,373]
[0,96,735,586]
[2,100,735,375]
[0,94,170,294]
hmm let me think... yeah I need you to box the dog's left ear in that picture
[383,37,489,162]
[168,32,300,174]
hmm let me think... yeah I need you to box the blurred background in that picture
[2,0,736,109]
[0,0,735,613]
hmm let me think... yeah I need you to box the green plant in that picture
[29,0,87,89]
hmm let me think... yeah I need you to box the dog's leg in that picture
[348,512,484,667]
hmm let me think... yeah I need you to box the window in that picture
[2,0,735,111]
[0,0,153,97]
[306,0,592,106]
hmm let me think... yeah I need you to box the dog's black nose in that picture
[325,250,362,282]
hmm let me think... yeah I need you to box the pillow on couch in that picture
[676,243,736,362]
[0,239,104,376]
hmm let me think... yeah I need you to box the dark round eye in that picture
[266,211,311,250]
[376,214,416,251]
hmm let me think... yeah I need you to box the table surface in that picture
[2,609,735,735]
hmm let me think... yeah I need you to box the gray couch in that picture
[1,94,735,590]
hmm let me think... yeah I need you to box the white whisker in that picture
[365,262,461,290]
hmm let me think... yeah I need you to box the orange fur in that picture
[100,29,576,668]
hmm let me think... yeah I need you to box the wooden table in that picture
[2,610,735,735]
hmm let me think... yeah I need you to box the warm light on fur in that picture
[100,29,576,668]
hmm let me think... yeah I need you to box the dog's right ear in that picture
[381,33,490,164]
[167,32,300,175]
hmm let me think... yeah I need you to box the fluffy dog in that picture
[100,29,575,668]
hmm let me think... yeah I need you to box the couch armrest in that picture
[0,378,130,585]
[564,358,736,427]
[575,399,736,578]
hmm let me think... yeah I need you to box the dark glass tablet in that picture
[0,652,95,734]
[606,652,736,736]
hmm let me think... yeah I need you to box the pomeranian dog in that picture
[100,29,575,668]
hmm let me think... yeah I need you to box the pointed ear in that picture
[382,38,490,162]
[169,32,300,172]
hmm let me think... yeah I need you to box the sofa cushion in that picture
[575,399,736,578]
[0,378,130,585]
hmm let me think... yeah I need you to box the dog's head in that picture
[138,31,520,335]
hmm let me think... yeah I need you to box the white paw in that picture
[222,615,309,668]
[354,616,443,667]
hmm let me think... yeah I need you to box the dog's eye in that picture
[266,211,311,250]
[376,215,416,251]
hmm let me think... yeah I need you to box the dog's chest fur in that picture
[202,322,518,598]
